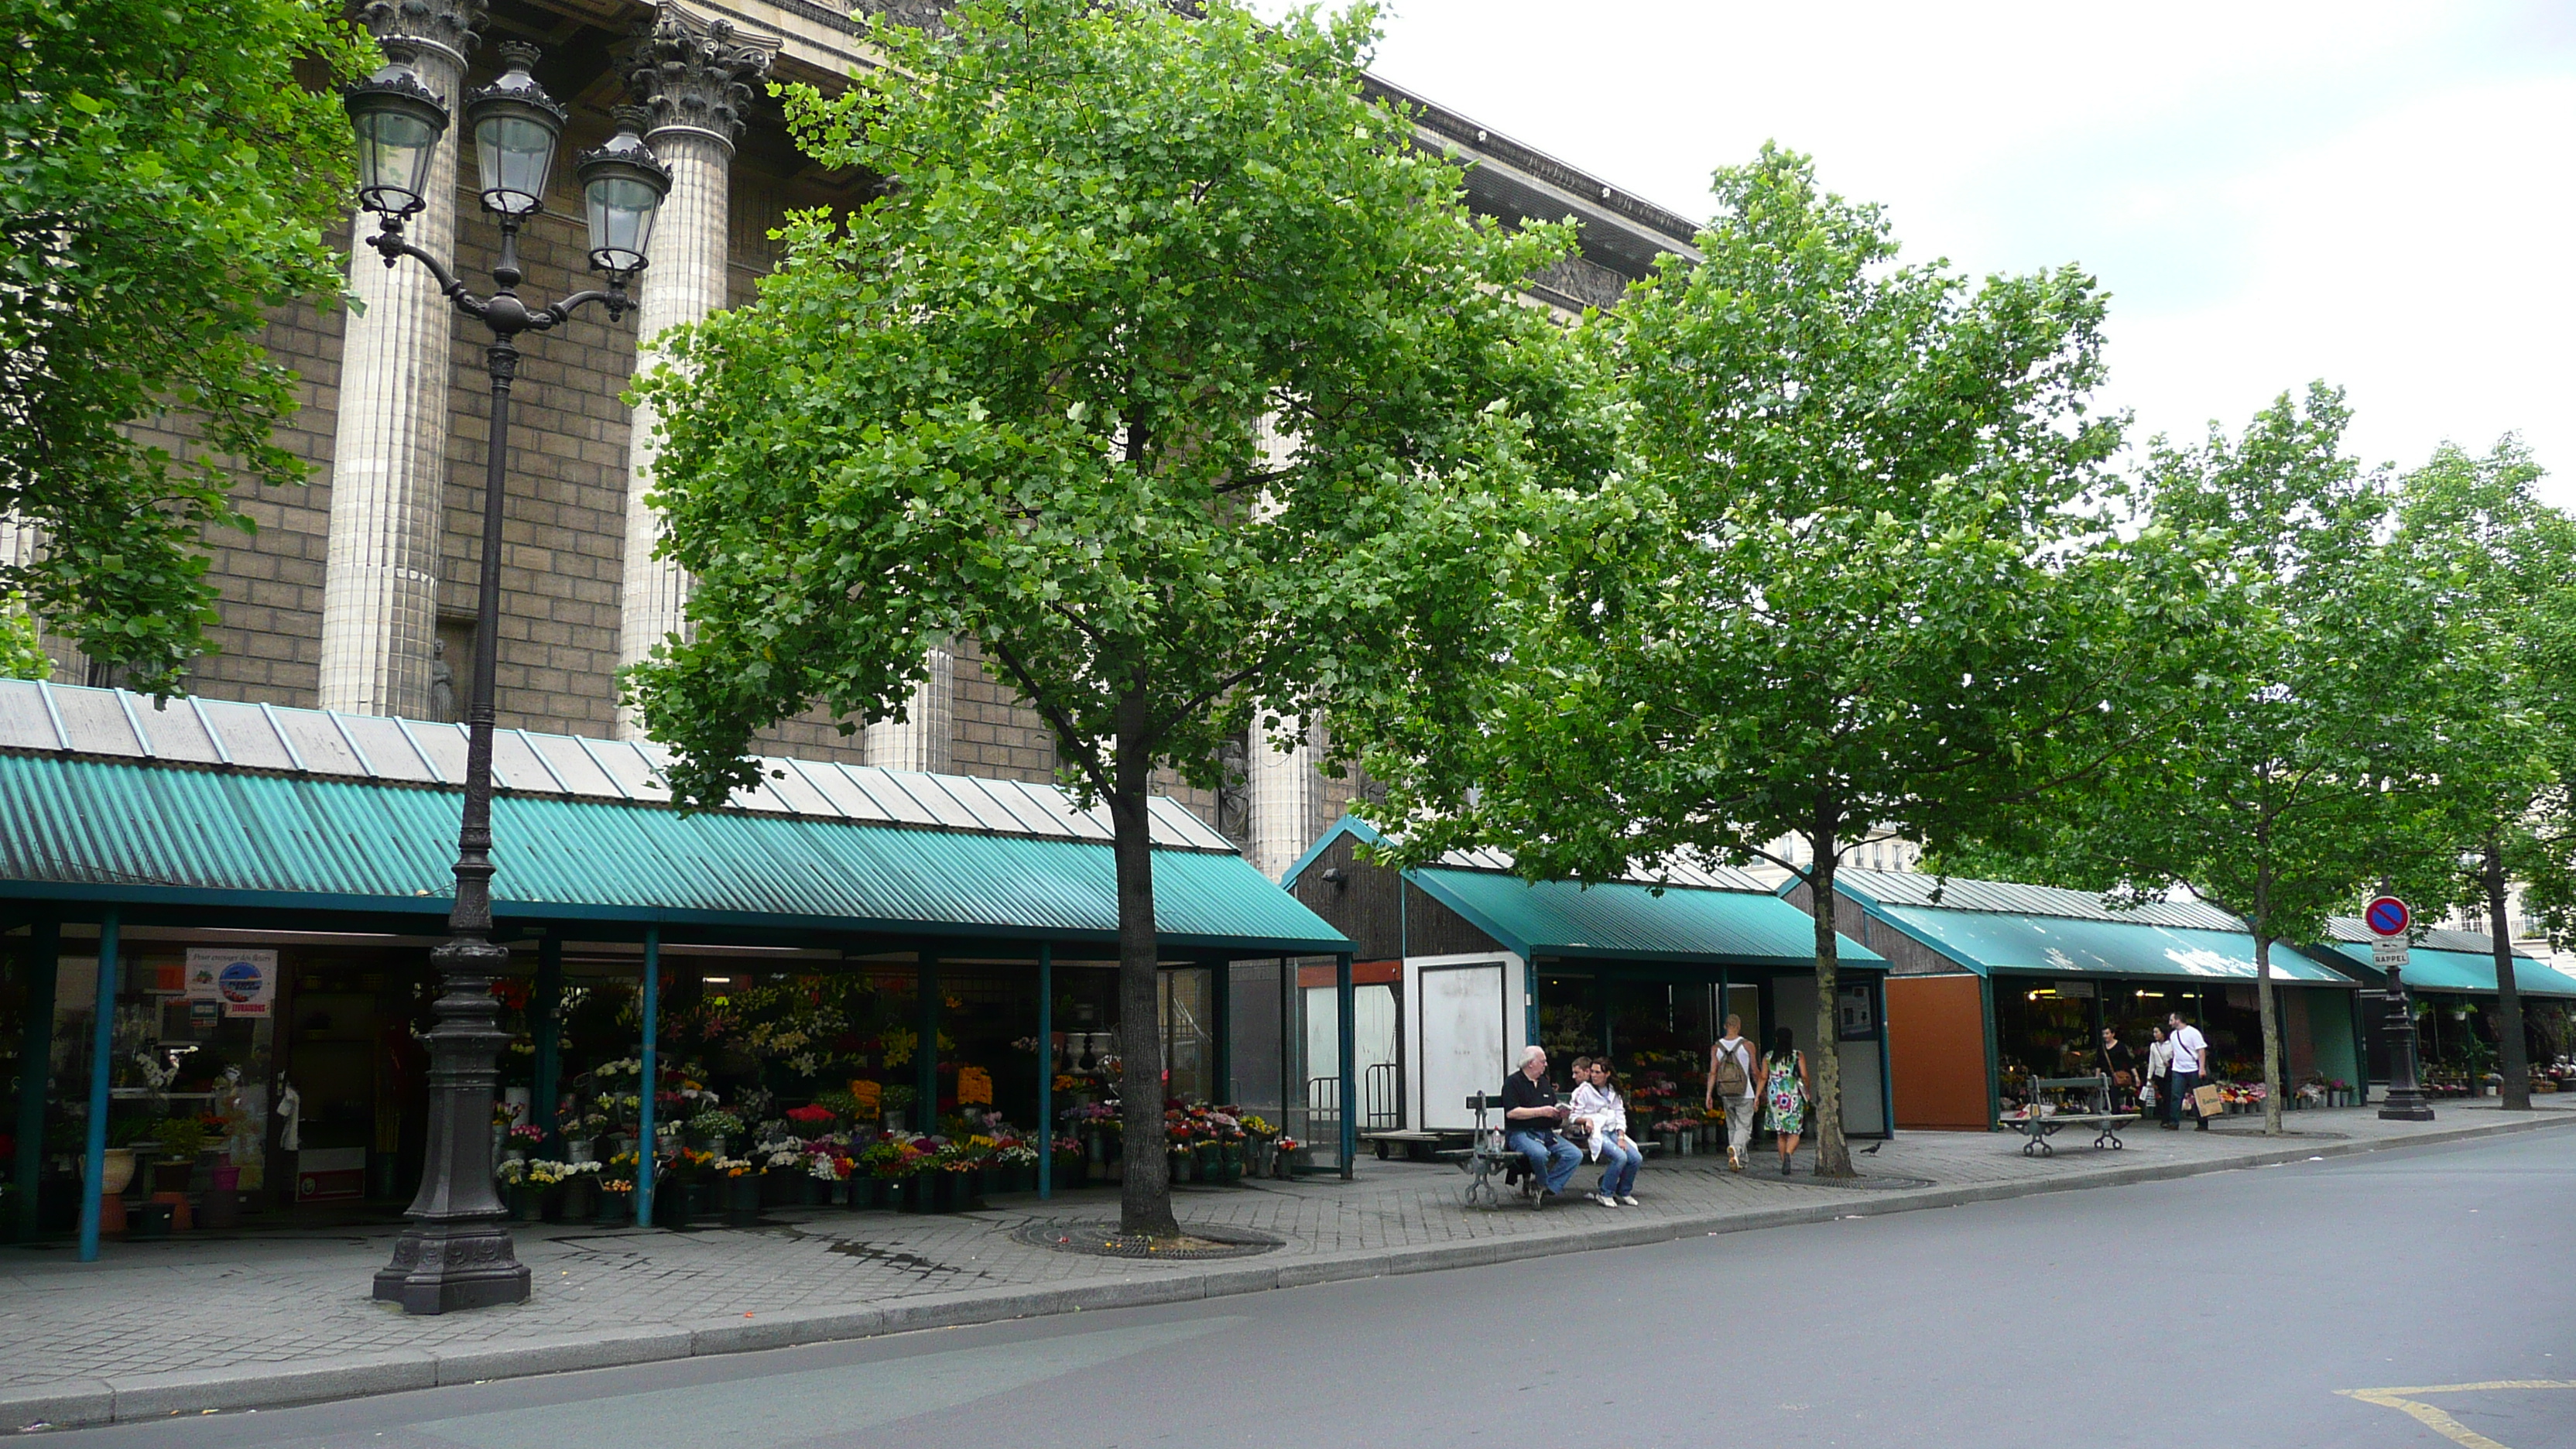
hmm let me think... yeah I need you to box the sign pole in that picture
[2365,896,2434,1122]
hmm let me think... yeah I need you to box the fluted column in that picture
[1249,716,1317,881]
[317,0,484,718]
[865,645,954,772]
[614,5,774,737]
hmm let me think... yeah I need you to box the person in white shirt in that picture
[1704,1015,1761,1171]
[2145,1026,2177,1127]
[1570,1060,1643,1206]
[2165,1012,2211,1132]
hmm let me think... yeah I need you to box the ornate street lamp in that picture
[346,42,669,1314]
[2378,963,2437,1121]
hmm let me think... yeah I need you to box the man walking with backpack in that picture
[1705,1014,1761,1170]
[2166,1011,2211,1132]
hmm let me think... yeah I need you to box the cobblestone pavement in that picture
[5,1100,2568,1398]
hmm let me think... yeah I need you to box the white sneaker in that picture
[1619,1195,1639,1206]
[1595,1193,1619,1208]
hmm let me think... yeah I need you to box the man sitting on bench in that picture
[1501,1045,1582,1208]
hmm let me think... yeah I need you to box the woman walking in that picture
[1571,1060,1643,1206]
[2145,1025,2175,1127]
[1763,1026,1810,1176]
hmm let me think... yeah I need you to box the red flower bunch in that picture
[784,1103,837,1127]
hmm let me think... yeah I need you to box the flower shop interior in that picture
[0,684,1356,1249]
[2312,921,2576,1099]
[1283,816,1894,1156]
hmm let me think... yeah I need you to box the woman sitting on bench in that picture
[1571,1059,1643,1207]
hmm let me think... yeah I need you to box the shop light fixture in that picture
[2136,989,2165,999]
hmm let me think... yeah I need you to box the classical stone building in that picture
[112,0,1699,877]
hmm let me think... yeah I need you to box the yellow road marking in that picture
[2337,1381,2576,1449]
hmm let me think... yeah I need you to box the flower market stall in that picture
[0,680,1350,1253]
[1281,815,1893,1156]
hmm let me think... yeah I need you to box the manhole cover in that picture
[1009,1220,1285,1260]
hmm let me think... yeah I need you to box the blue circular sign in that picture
[218,958,265,1004]
[2365,896,2410,937]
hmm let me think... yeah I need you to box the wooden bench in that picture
[1999,1073,2138,1156]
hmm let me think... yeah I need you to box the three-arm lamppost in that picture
[344,43,669,1314]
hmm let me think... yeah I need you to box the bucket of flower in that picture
[884,1136,934,1213]
[716,1157,762,1227]
[494,1156,532,1221]
[1271,1136,1305,1178]
[932,1139,988,1212]
[597,1154,637,1225]
[1053,1134,1087,1190]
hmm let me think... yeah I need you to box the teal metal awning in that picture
[1871,904,2358,985]
[0,752,1349,953]
[1411,867,1878,966]
[2322,943,2576,1000]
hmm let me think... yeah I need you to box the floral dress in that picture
[1765,1053,1807,1135]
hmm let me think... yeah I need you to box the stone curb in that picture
[8,1108,2568,1433]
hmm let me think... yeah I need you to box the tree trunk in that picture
[2485,834,2531,1111]
[1109,685,1177,1238]
[1807,828,1853,1179]
[2253,935,2283,1136]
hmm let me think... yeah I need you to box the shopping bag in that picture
[2190,1084,2225,1119]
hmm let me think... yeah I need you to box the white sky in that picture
[1257,2,2576,505]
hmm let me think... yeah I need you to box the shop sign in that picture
[2055,980,2095,999]
[189,947,277,1018]
[1836,984,1876,1040]
[183,954,223,1002]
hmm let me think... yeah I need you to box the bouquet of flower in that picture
[689,1108,745,1139]
[784,1103,838,1130]
[712,1157,756,1178]
[506,1123,547,1150]
[495,1158,526,1186]
[1238,1114,1278,1138]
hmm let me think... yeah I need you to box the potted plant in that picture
[687,1108,743,1157]
[150,1115,208,1194]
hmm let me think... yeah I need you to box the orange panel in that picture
[1886,975,1990,1130]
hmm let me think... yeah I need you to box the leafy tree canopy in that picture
[1345,147,2191,1174]
[0,0,369,693]
[626,0,1597,1233]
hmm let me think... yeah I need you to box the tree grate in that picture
[1009,1220,1286,1259]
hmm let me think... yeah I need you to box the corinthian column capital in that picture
[622,5,779,152]
[349,0,486,70]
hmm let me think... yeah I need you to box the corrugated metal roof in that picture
[0,680,1238,852]
[0,753,1347,951]
[1409,867,1882,965]
[1433,844,1775,894]
[1875,905,2357,985]
[1834,867,2245,930]
[2319,942,2576,999]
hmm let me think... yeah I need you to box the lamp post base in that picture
[372,1221,531,1314]
[2377,1090,2437,1122]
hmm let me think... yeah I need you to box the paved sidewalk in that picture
[6,1099,2571,1431]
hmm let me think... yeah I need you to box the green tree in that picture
[625,0,1590,1235]
[2380,440,2576,1111]
[1348,148,2184,1177]
[0,0,368,693]
[1963,389,2448,1134]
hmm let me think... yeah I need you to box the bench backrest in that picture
[2030,1073,2111,1113]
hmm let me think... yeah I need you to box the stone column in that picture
[614,6,774,737]
[1249,716,1317,882]
[317,0,484,718]
[864,646,954,772]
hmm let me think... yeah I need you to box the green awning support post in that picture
[1211,957,1231,1105]
[635,926,659,1228]
[1595,972,1613,1063]
[1036,943,1053,1201]
[1336,951,1355,1180]
[1877,975,1896,1139]
[77,911,119,1263]
[13,919,58,1243]
[1979,974,2001,1131]
[532,935,563,1145]
[917,949,939,1131]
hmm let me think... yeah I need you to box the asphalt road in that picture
[35,1128,2576,1449]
